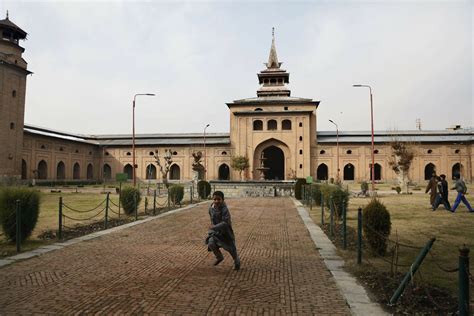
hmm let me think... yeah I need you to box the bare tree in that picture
[231,155,249,181]
[388,139,415,193]
[154,149,173,188]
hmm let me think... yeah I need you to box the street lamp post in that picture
[132,93,155,187]
[329,119,340,183]
[353,84,375,192]
[203,124,210,180]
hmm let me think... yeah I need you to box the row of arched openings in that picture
[118,163,231,181]
[253,119,292,131]
[21,160,94,180]
[424,163,464,180]
[316,163,382,181]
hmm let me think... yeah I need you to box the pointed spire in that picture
[6,10,9,20]
[266,27,281,69]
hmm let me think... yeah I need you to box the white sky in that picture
[2,0,473,135]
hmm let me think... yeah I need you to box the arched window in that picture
[267,120,277,130]
[146,164,157,179]
[254,108,263,111]
[346,150,352,154]
[21,159,27,180]
[344,163,355,181]
[87,163,94,180]
[103,164,112,180]
[57,161,66,180]
[424,163,436,180]
[317,164,328,180]
[320,150,326,155]
[124,164,133,180]
[452,163,463,180]
[170,164,180,180]
[73,163,81,180]
[282,119,292,130]
[253,120,263,131]
[37,160,47,180]
[218,164,230,180]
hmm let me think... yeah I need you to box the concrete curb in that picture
[0,201,208,268]
[292,198,388,316]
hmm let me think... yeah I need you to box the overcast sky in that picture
[2,0,472,135]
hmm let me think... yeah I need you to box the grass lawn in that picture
[308,184,474,297]
[0,189,174,257]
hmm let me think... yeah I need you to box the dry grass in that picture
[308,184,474,295]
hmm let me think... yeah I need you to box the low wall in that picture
[209,180,295,198]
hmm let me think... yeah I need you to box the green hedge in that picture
[0,187,41,242]
[363,198,392,256]
[319,184,350,217]
[169,184,184,205]
[120,187,141,215]
[294,178,306,200]
[197,180,211,199]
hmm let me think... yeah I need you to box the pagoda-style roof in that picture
[0,13,27,39]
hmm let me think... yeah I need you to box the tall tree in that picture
[388,140,415,193]
[231,155,249,181]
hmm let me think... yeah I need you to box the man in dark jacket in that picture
[432,175,451,211]
[206,191,241,270]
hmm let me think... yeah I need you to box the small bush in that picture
[310,184,323,206]
[0,187,41,242]
[294,178,306,200]
[395,186,401,194]
[120,186,141,215]
[320,184,349,218]
[363,198,392,256]
[197,180,211,199]
[169,184,184,205]
[361,181,369,194]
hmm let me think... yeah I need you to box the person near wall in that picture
[450,175,473,212]
[425,172,438,207]
[205,191,241,270]
[432,175,451,211]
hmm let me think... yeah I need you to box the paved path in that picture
[0,198,350,315]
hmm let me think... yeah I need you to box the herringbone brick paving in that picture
[0,197,349,315]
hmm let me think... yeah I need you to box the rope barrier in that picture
[363,223,424,250]
[426,251,459,273]
[62,207,106,221]
[417,269,454,312]
[109,199,120,208]
[62,198,106,213]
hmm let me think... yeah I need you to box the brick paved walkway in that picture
[0,197,349,315]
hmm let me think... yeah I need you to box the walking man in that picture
[432,175,451,211]
[450,175,473,212]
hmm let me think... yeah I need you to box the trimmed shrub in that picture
[120,186,141,215]
[395,186,401,194]
[294,178,306,200]
[360,181,369,195]
[0,187,41,242]
[169,184,184,205]
[321,184,350,218]
[310,184,323,206]
[363,198,392,256]
[197,180,211,199]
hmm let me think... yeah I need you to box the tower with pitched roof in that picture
[0,12,32,181]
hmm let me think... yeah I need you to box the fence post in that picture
[357,207,362,264]
[167,187,170,210]
[329,196,334,238]
[58,197,63,240]
[153,190,157,215]
[321,192,324,226]
[309,186,313,211]
[134,192,138,220]
[459,246,470,316]
[389,238,436,306]
[144,196,148,214]
[190,184,193,204]
[104,192,109,229]
[343,200,347,250]
[15,200,21,253]
[118,181,122,218]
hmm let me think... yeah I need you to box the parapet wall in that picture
[209,180,295,198]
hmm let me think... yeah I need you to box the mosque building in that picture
[1,15,472,185]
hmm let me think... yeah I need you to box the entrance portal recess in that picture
[263,146,285,180]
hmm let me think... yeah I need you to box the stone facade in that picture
[1,17,473,185]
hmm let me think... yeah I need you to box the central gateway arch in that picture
[253,139,290,180]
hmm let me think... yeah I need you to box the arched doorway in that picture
[170,164,180,180]
[370,163,382,181]
[218,164,230,180]
[424,163,436,180]
[344,163,355,180]
[21,159,27,180]
[124,164,133,179]
[146,164,157,179]
[87,164,94,180]
[262,146,285,180]
[452,163,463,179]
[73,163,81,180]
[37,160,47,179]
[103,164,112,180]
[317,164,328,180]
[57,161,66,180]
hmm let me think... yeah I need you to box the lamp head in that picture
[352,84,362,87]
[146,93,155,96]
